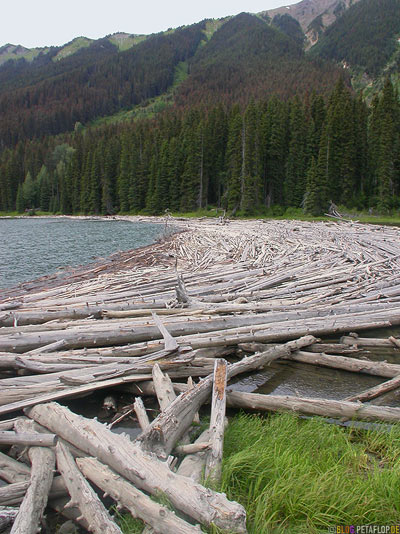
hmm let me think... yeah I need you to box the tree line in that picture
[0,78,399,216]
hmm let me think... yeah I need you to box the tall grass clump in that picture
[220,413,400,534]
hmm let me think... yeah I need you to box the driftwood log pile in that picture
[1,217,400,532]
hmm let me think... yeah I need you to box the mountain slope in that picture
[176,13,347,107]
[310,0,400,77]
[262,0,362,47]
[0,24,206,147]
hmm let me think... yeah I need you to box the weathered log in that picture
[26,402,247,533]
[0,481,30,507]
[174,442,211,455]
[10,427,55,534]
[55,442,123,534]
[345,375,400,403]
[225,391,400,423]
[0,451,31,484]
[2,307,400,352]
[340,335,400,348]
[138,336,317,457]
[133,398,150,430]
[77,457,203,534]
[204,359,227,486]
[152,363,176,411]
[24,339,68,356]
[176,429,211,483]
[286,350,400,378]
[0,431,57,447]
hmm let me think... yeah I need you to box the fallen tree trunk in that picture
[225,391,400,423]
[26,402,247,533]
[0,481,30,507]
[204,359,227,486]
[0,431,57,447]
[345,374,400,403]
[77,457,203,534]
[138,336,317,457]
[56,442,123,534]
[10,424,55,534]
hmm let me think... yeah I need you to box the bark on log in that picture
[77,457,203,534]
[204,359,227,486]
[138,336,316,457]
[55,442,123,534]
[345,375,400,403]
[26,402,247,533]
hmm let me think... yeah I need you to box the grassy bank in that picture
[3,207,400,226]
[118,413,400,534]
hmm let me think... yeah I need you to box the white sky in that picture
[1,0,299,48]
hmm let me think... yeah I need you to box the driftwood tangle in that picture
[1,217,400,533]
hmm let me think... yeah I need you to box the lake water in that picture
[0,217,167,289]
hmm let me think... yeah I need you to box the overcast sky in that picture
[1,0,299,48]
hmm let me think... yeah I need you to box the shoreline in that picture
[0,216,187,301]
[2,215,400,302]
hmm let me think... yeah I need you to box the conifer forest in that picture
[0,3,400,218]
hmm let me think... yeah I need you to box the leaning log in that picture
[26,402,247,533]
[138,336,317,457]
[204,359,227,486]
[345,375,400,403]
[77,457,203,534]
[56,442,123,534]
[10,432,55,534]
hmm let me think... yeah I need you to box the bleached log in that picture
[0,481,30,506]
[176,429,211,483]
[77,457,203,534]
[138,336,316,457]
[174,442,211,455]
[10,438,55,534]
[152,363,176,411]
[345,375,400,403]
[204,359,227,486]
[55,442,123,534]
[225,391,400,423]
[2,307,400,353]
[0,451,31,483]
[133,397,150,430]
[24,339,68,356]
[340,335,400,348]
[26,402,247,533]
[0,431,57,447]
[286,351,400,378]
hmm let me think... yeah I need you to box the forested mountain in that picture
[0,0,399,218]
[311,0,400,76]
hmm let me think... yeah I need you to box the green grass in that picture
[118,413,400,533]
[53,37,93,61]
[220,413,400,534]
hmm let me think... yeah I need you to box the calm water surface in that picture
[0,217,167,289]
